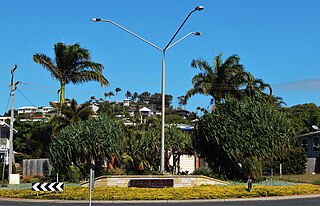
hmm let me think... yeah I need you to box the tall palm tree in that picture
[104,91,114,100]
[115,87,121,103]
[131,92,139,103]
[125,90,132,99]
[177,96,186,108]
[49,99,94,134]
[184,53,244,105]
[33,42,108,106]
[240,72,272,97]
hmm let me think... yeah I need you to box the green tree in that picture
[13,120,53,159]
[33,42,108,106]
[240,72,272,98]
[125,90,132,99]
[104,91,114,100]
[115,87,122,103]
[165,127,192,174]
[131,92,139,103]
[165,114,189,124]
[177,96,187,108]
[49,99,94,134]
[185,53,244,105]
[281,103,320,134]
[193,94,296,179]
[122,126,160,174]
[49,115,125,177]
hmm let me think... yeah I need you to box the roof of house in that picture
[297,131,320,138]
[18,106,37,110]
[176,124,194,131]
[139,107,152,112]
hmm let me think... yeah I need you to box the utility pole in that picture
[9,64,19,179]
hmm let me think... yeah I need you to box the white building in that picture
[123,99,130,107]
[18,106,54,115]
[0,121,17,165]
[139,107,153,116]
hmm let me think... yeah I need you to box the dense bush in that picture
[49,115,125,178]
[242,156,262,181]
[271,147,307,175]
[67,165,81,183]
[193,95,296,179]
[191,167,215,178]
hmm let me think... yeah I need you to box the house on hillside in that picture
[139,107,154,116]
[173,108,190,118]
[123,98,130,107]
[0,121,17,164]
[17,106,55,121]
[297,131,320,173]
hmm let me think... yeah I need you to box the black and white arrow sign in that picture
[32,182,64,191]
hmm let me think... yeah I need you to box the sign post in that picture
[89,168,94,206]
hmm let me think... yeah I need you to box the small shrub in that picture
[127,170,137,175]
[312,179,320,185]
[145,170,161,175]
[1,180,8,186]
[242,156,262,181]
[109,168,126,175]
[67,165,81,183]
[191,167,215,178]
[21,178,31,183]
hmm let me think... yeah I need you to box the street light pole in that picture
[9,64,19,178]
[91,6,203,173]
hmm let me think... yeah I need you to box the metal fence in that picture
[23,159,52,178]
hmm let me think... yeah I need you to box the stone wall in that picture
[82,175,228,188]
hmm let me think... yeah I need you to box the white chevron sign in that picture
[32,182,64,192]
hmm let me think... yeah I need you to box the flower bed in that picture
[0,184,319,200]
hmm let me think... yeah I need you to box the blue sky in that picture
[1,0,320,114]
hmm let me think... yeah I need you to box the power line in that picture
[3,93,10,114]
[16,88,36,107]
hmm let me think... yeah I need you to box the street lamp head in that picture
[11,64,17,75]
[91,18,101,22]
[194,32,202,36]
[195,6,204,11]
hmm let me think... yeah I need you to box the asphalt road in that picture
[0,196,320,206]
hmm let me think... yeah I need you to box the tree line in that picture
[2,42,314,181]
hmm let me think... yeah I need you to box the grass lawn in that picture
[269,174,320,184]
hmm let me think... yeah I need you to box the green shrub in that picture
[109,168,126,175]
[191,167,215,177]
[67,165,81,183]
[312,179,320,185]
[242,156,262,181]
[272,147,307,175]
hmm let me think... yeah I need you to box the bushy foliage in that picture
[49,115,125,178]
[191,167,215,178]
[165,114,189,124]
[165,127,193,173]
[67,165,81,183]
[242,156,262,180]
[12,120,52,159]
[281,103,320,134]
[193,94,296,179]
[271,147,307,175]
[122,126,160,174]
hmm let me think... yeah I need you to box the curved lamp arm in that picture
[166,32,202,51]
[91,18,163,52]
